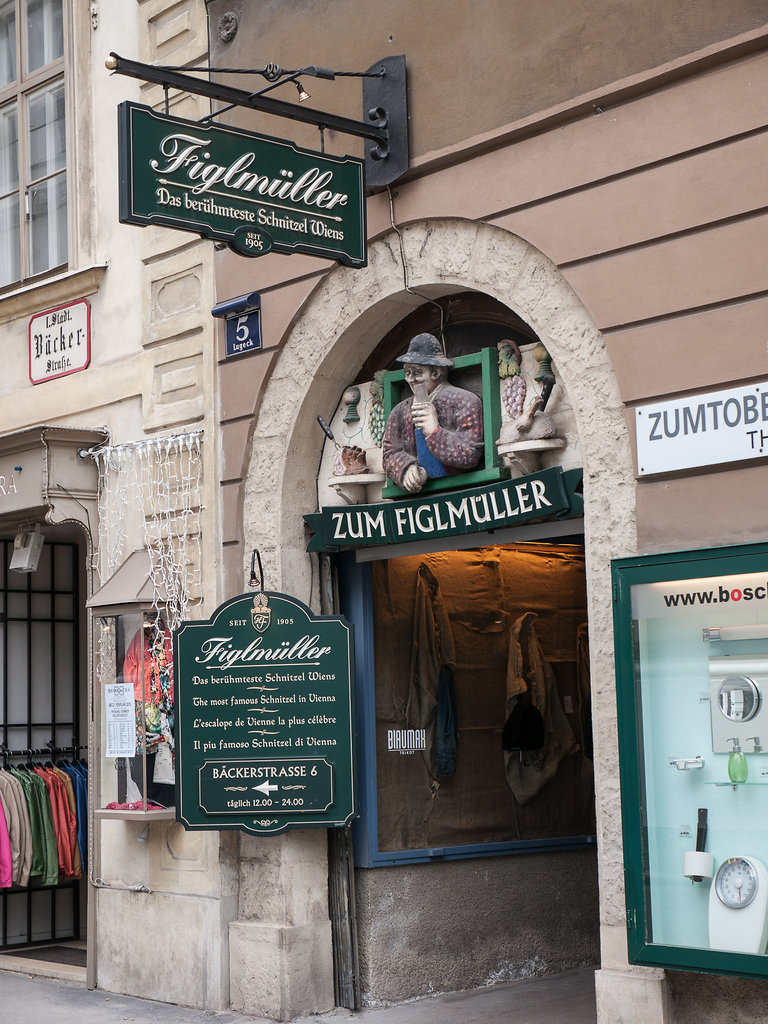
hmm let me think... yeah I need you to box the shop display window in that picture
[93,611,175,819]
[87,552,176,821]
[613,542,768,978]
[341,541,596,866]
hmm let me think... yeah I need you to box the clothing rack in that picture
[0,741,87,760]
[0,741,90,903]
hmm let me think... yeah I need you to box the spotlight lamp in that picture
[295,80,311,103]
[9,522,44,574]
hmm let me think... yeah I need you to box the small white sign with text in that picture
[29,298,91,385]
[635,380,768,475]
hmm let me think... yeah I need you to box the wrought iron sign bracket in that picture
[106,53,409,188]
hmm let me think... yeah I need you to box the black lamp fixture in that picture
[248,549,264,590]
[105,52,409,187]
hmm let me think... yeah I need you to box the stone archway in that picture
[239,217,643,1019]
[244,216,635,594]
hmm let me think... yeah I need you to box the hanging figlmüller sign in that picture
[118,101,366,267]
[174,591,356,836]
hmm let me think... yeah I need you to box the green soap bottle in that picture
[727,738,748,783]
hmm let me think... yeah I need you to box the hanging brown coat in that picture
[503,611,578,805]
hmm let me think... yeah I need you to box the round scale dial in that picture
[715,857,759,909]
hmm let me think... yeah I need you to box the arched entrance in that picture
[244,218,635,593]
[241,218,636,1006]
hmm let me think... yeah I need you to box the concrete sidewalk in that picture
[0,966,597,1024]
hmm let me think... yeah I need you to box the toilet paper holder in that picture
[670,756,705,771]
[684,808,712,883]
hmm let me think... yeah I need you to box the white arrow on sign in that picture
[253,780,278,796]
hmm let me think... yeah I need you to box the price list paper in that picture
[105,682,137,757]
[173,592,356,835]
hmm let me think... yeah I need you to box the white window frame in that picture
[0,0,69,289]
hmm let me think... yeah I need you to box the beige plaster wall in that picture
[85,0,227,1009]
[0,0,229,1011]
[207,0,767,162]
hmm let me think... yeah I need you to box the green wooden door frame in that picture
[613,540,768,979]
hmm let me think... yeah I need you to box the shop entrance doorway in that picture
[0,537,85,950]
[359,540,595,858]
[333,535,600,1005]
[310,288,603,1004]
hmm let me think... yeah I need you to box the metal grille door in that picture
[0,539,82,948]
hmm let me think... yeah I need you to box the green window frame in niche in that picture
[381,346,505,499]
[613,541,768,979]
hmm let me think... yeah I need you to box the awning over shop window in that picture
[86,549,167,616]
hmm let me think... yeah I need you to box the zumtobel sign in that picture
[174,591,356,836]
[118,101,367,266]
[635,380,768,476]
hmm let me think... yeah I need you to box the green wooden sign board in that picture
[305,466,583,552]
[174,592,356,836]
[118,101,367,267]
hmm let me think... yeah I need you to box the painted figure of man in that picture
[382,333,484,492]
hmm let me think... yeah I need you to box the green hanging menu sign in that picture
[174,592,356,836]
[118,101,367,266]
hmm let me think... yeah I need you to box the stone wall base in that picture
[595,968,670,1024]
[229,919,334,1021]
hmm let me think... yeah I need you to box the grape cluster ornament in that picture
[368,370,387,447]
[498,339,526,419]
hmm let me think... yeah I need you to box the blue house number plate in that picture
[225,308,262,358]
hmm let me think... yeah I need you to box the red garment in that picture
[35,768,79,879]
[52,767,81,878]
[123,627,174,702]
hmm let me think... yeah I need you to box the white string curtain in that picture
[94,431,203,630]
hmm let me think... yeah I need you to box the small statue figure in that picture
[382,333,484,493]
[498,340,558,444]
[500,394,558,442]
[332,444,367,476]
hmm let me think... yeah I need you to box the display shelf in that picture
[94,806,176,821]
[711,780,768,787]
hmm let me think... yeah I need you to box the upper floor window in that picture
[0,0,66,289]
